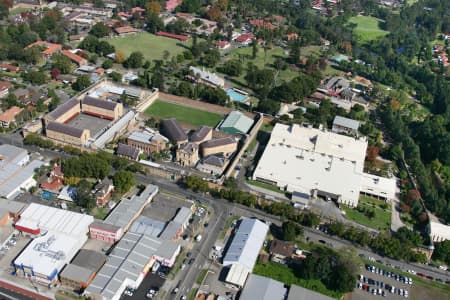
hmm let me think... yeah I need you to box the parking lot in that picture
[120,270,165,300]
[141,194,193,223]
[352,264,414,300]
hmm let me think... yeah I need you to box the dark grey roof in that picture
[47,98,80,120]
[201,137,236,149]
[47,121,85,138]
[179,142,198,155]
[190,126,212,142]
[240,274,287,300]
[202,155,225,167]
[333,116,360,130]
[71,249,107,272]
[94,178,114,197]
[116,143,140,160]
[83,96,118,111]
[160,119,188,143]
[60,264,93,283]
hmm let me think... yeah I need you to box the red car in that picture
[417,273,424,277]
[426,275,434,280]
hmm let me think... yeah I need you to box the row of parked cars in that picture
[358,276,409,298]
[366,264,413,285]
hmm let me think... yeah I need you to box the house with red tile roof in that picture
[26,41,62,57]
[249,19,275,30]
[0,81,12,99]
[235,33,255,45]
[216,41,231,49]
[0,64,19,72]
[286,33,299,41]
[131,6,145,13]
[166,0,182,11]
[0,106,23,128]
[61,50,88,66]
[114,26,138,36]
[40,165,64,192]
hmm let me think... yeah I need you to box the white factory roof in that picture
[15,203,94,236]
[240,274,287,300]
[172,207,192,225]
[222,218,269,271]
[14,231,86,278]
[429,214,450,242]
[361,173,397,200]
[103,185,158,230]
[253,124,369,206]
[0,144,28,165]
[0,159,44,199]
[225,263,250,287]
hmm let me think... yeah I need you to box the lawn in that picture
[145,100,223,127]
[246,179,285,195]
[104,32,192,61]
[342,195,391,231]
[225,46,299,86]
[254,261,342,299]
[348,16,389,43]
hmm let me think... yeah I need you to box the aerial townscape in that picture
[0,0,448,299]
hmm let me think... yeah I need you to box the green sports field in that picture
[145,100,223,127]
[348,16,389,42]
[104,32,191,61]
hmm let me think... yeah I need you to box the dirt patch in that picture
[410,281,450,300]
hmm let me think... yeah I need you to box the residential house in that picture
[94,178,114,206]
[249,19,275,30]
[69,33,88,42]
[269,239,295,264]
[0,106,24,128]
[216,41,231,50]
[0,64,19,73]
[176,142,199,167]
[26,41,62,58]
[114,26,138,36]
[116,143,141,161]
[0,81,11,98]
[332,116,360,135]
[188,66,225,88]
[40,165,64,192]
[61,50,88,67]
[235,33,255,45]
[286,33,299,41]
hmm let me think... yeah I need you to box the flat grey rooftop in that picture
[67,113,111,138]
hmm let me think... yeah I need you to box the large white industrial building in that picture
[13,203,94,286]
[0,144,45,199]
[252,124,397,207]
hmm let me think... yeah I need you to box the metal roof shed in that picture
[240,274,287,300]
[219,111,254,134]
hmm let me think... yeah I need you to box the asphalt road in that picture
[0,286,41,300]
[135,174,450,283]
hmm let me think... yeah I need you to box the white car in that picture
[9,239,16,246]
[124,289,133,296]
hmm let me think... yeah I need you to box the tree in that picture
[72,74,91,91]
[112,170,136,193]
[178,0,201,13]
[23,70,47,85]
[124,51,144,68]
[50,67,60,80]
[89,22,110,38]
[146,1,161,15]
[432,240,450,265]
[145,12,164,33]
[207,6,222,22]
[52,54,73,74]
[75,180,96,210]
[252,40,258,59]
[219,59,243,76]
[0,2,9,20]
[35,99,47,112]
[201,49,220,67]
[366,145,379,162]
[115,50,126,64]
[281,221,303,241]
[102,59,113,69]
